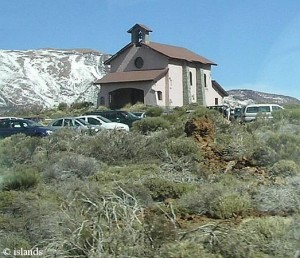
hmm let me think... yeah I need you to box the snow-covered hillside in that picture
[226,89,300,106]
[0,49,109,108]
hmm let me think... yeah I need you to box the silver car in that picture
[48,117,99,133]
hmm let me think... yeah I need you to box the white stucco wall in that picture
[152,76,167,106]
[203,71,224,106]
[168,64,183,107]
[109,45,168,72]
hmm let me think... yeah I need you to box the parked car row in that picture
[0,111,135,138]
[207,103,284,122]
[0,104,284,138]
[0,118,53,138]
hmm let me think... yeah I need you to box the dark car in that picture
[0,118,53,138]
[84,110,141,127]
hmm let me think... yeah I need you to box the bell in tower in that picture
[127,24,152,46]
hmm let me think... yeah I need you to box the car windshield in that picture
[96,115,112,123]
[127,112,139,118]
[23,119,43,127]
[75,118,89,126]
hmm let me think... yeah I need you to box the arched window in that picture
[189,71,193,85]
[157,91,163,101]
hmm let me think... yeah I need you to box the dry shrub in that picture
[43,188,149,258]
[253,183,300,215]
[0,134,42,166]
[43,153,101,181]
[175,182,252,219]
[74,131,149,165]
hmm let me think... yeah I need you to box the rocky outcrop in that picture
[185,117,267,176]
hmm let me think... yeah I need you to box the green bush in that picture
[266,133,300,164]
[237,216,297,257]
[156,241,221,258]
[145,106,164,117]
[164,137,200,159]
[176,182,252,219]
[70,101,94,109]
[132,117,170,134]
[57,102,68,111]
[1,168,39,191]
[251,146,278,167]
[210,193,252,219]
[122,101,147,112]
[143,178,191,201]
[271,160,300,177]
[93,163,160,184]
[0,134,42,166]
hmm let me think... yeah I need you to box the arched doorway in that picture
[109,88,144,109]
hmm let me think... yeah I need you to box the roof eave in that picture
[104,43,134,65]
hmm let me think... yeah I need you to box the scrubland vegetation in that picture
[0,103,300,258]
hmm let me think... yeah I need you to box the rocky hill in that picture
[226,89,300,107]
[0,49,110,108]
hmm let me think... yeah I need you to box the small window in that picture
[215,98,219,105]
[13,122,21,128]
[52,119,63,126]
[204,74,207,87]
[189,72,193,85]
[246,107,259,113]
[272,105,282,111]
[88,117,100,125]
[100,96,105,106]
[0,120,10,128]
[63,119,73,127]
[157,91,163,101]
[258,106,270,112]
[74,120,82,126]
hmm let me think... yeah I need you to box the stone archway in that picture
[109,88,144,109]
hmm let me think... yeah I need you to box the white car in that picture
[241,104,284,122]
[77,115,129,131]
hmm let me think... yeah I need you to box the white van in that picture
[241,104,284,122]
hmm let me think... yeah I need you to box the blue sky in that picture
[1,0,300,99]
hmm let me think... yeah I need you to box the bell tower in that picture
[127,24,152,46]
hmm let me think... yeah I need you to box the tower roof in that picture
[127,24,152,33]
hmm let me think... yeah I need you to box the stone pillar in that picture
[182,63,190,105]
[196,67,205,106]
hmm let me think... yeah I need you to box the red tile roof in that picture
[104,42,216,66]
[95,69,168,84]
[144,42,217,65]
